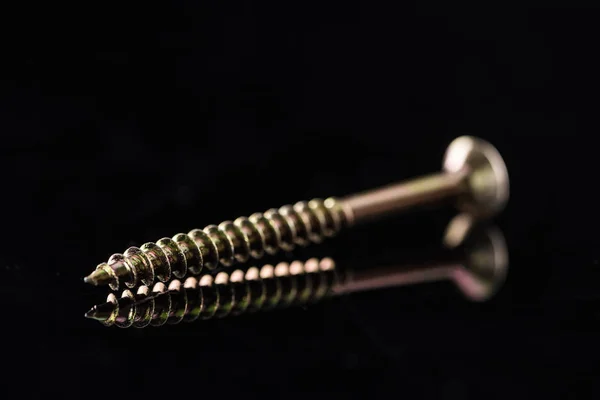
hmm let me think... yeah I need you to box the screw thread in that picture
[89,198,347,291]
[89,258,342,328]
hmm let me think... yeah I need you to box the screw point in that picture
[83,269,112,286]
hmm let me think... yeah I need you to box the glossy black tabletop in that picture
[1,3,598,398]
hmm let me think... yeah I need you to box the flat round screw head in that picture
[451,223,508,302]
[443,136,509,218]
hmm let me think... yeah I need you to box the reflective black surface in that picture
[1,3,598,398]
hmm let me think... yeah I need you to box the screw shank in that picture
[340,172,467,225]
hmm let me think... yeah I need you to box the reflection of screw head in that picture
[443,136,509,218]
[453,224,509,301]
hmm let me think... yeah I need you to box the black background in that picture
[1,2,599,398]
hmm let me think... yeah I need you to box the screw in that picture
[83,135,508,290]
[85,221,508,327]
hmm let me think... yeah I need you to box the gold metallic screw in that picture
[83,135,508,291]
[84,223,508,328]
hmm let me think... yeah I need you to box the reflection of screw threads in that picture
[90,258,341,328]
[90,198,347,291]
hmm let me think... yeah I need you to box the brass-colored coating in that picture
[85,223,508,327]
[84,136,508,291]
[84,199,347,291]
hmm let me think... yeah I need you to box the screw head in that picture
[442,136,509,218]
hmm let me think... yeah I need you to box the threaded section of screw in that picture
[90,197,347,291]
[95,257,341,328]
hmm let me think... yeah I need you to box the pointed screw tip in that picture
[83,275,98,285]
[83,269,114,286]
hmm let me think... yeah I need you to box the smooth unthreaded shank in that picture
[340,136,509,225]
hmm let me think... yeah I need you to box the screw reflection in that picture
[85,216,508,328]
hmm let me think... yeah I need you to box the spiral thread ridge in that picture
[91,198,347,291]
[91,258,341,328]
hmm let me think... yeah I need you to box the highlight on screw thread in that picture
[83,198,347,291]
[84,257,340,328]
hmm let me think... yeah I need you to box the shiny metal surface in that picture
[85,221,508,327]
[342,136,509,225]
[83,135,508,291]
